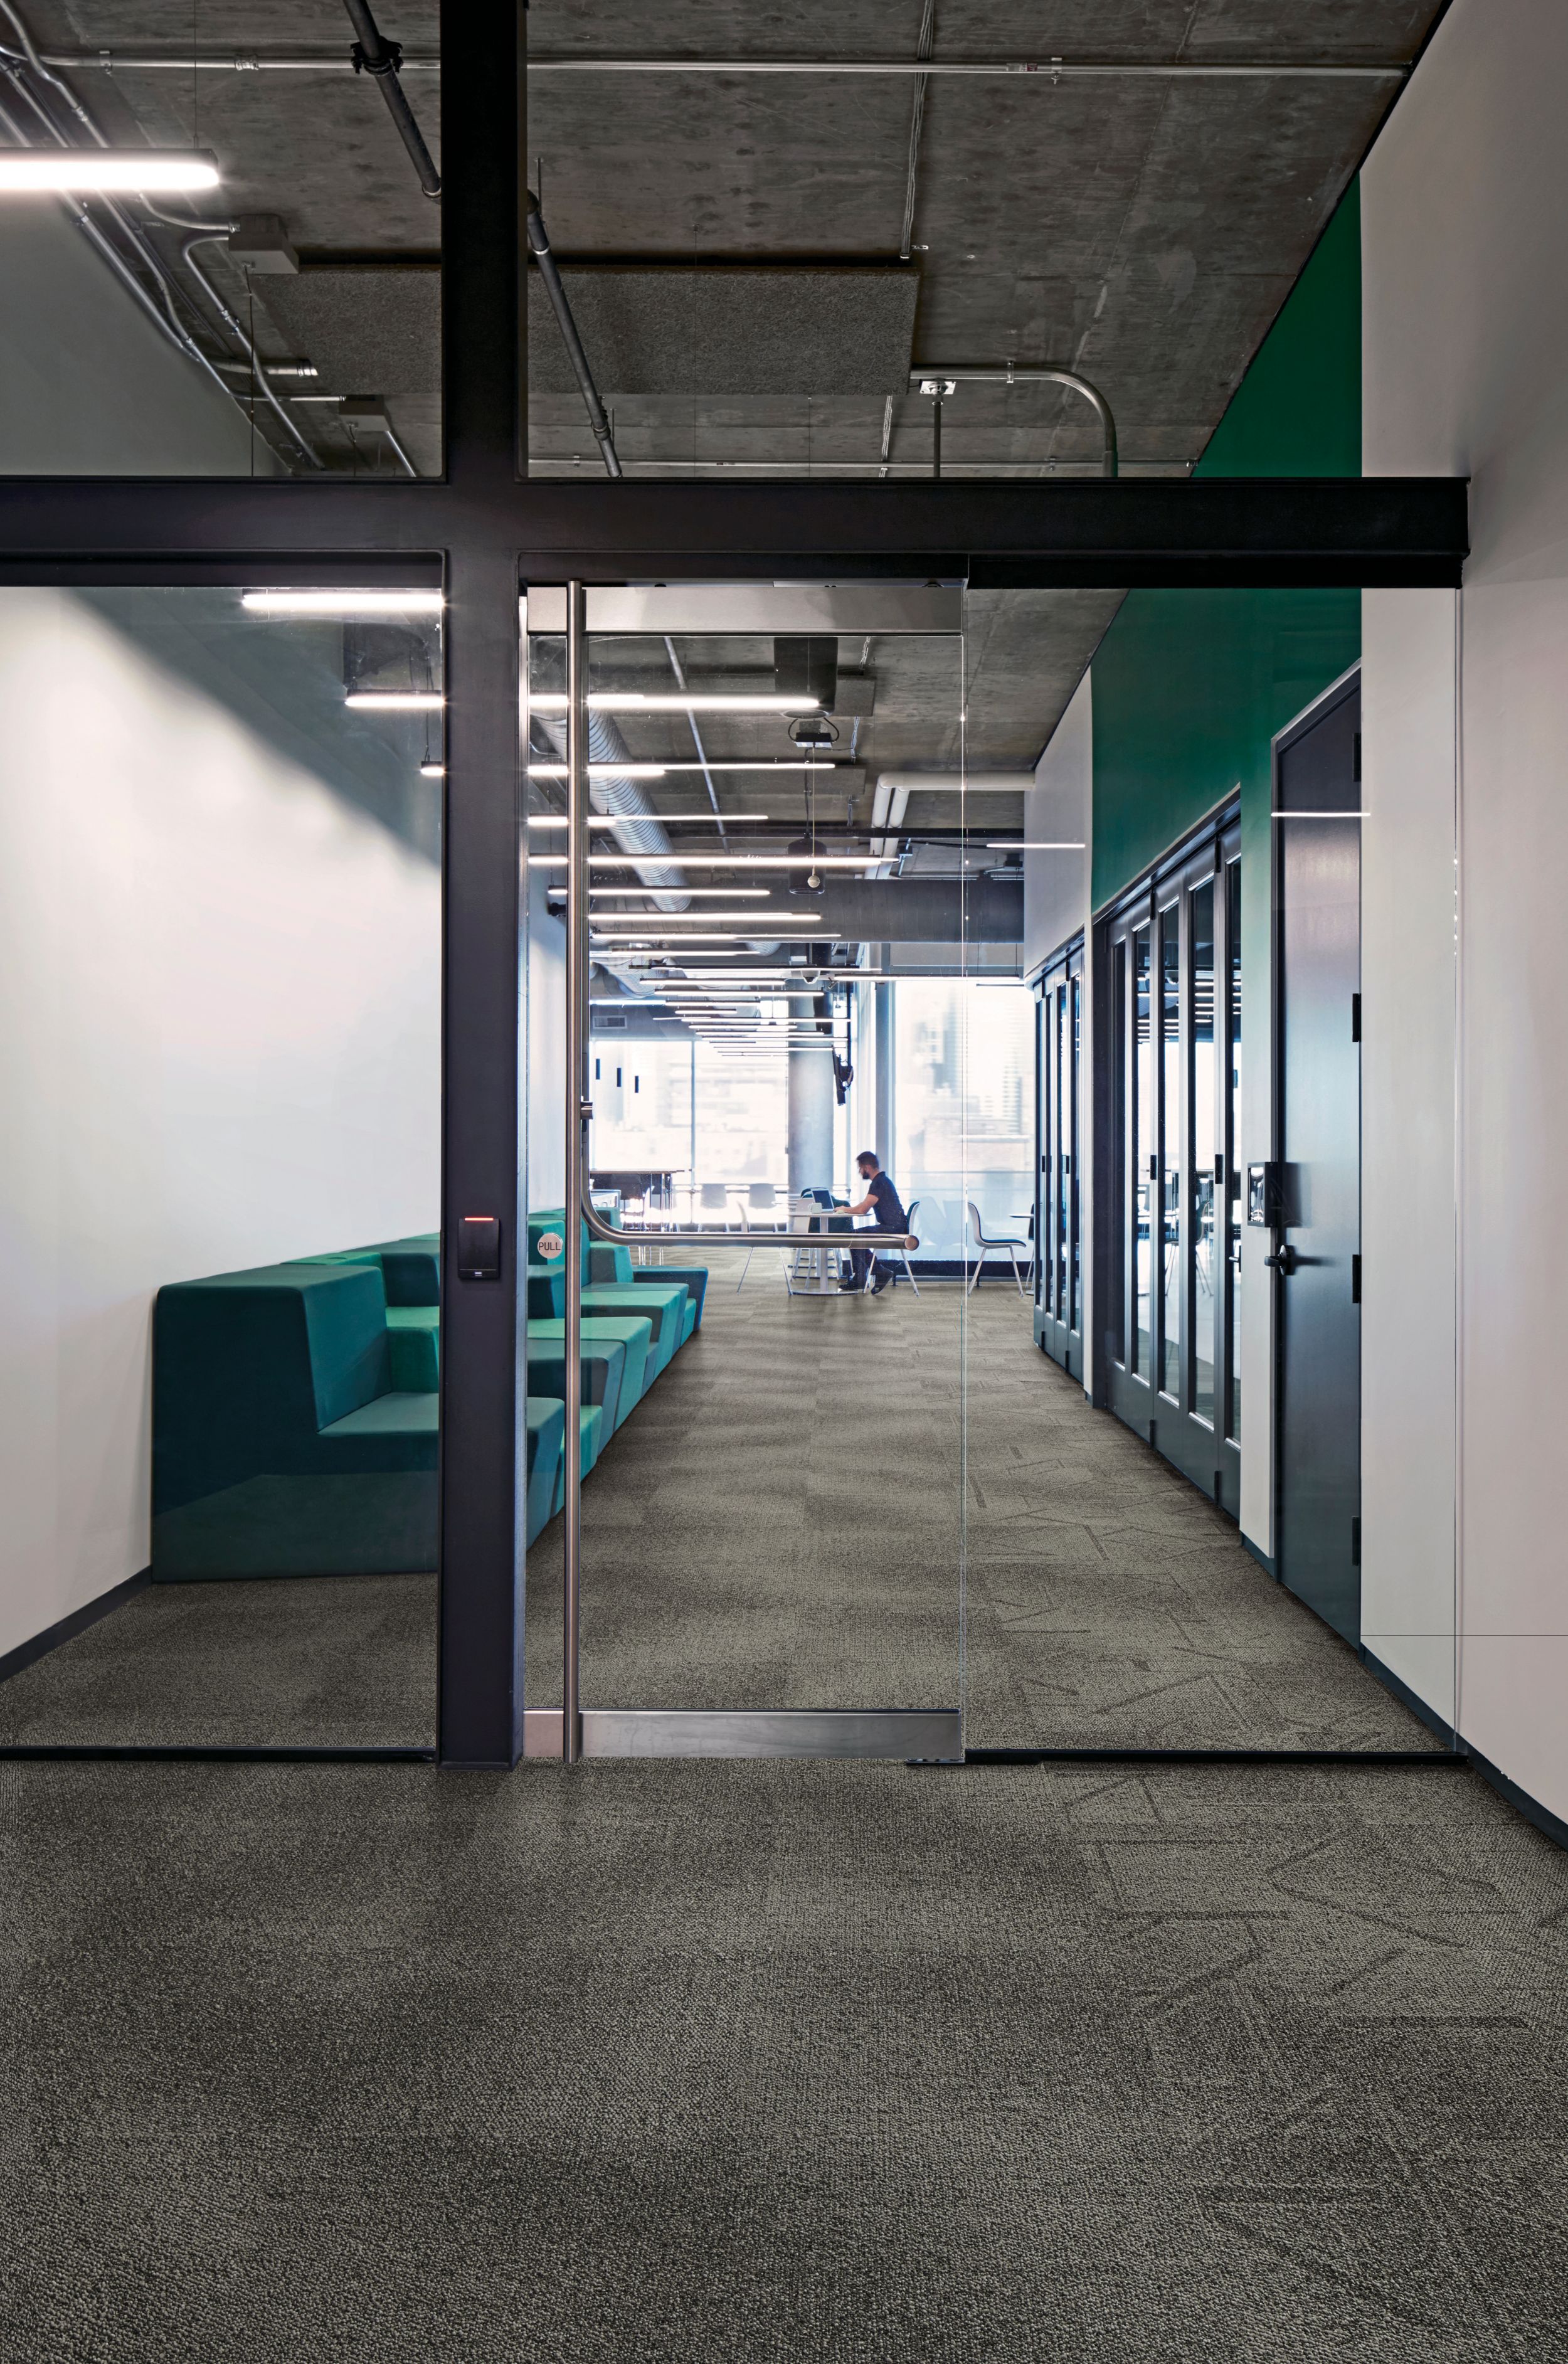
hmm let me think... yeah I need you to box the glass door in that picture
[520,583,970,1761]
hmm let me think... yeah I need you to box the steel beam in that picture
[0,477,1466,589]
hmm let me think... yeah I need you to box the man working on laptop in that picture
[840,1150,909,1296]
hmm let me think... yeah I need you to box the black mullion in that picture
[433,0,526,1767]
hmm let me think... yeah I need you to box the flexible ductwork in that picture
[534,711,690,911]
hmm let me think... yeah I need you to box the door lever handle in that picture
[1264,1243,1300,1275]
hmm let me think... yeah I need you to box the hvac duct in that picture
[534,711,690,911]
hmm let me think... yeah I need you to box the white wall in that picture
[1023,673,1091,978]
[0,592,440,1658]
[1363,0,1568,1811]
[1360,590,1459,1727]
[0,203,272,472]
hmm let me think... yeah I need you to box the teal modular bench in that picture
[151,1260,437,1579]
[150,1216,707,1570]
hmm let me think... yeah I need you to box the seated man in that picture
[840,1150,909,1296]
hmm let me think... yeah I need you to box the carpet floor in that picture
[2,1253,1434,1752]
[527,1253,1437,1751]
[3,1752,1564,2361]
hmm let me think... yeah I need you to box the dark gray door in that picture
[1275,677,1361,1640]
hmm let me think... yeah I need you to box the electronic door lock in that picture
[1247,1161,1283,1226]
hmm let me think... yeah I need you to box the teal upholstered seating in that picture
[148,1214,707,1573]
[151,1260,437,1579]
[525,1332,630,1436]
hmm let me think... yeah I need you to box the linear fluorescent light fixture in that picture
[530,760,844,775]
[527,763,667,780]
[988,840,1087,851]
[527,693,821,714]
[246,589,443,617]
[527,813,771,829]
[345,692,443,711]
[0,148,220,193]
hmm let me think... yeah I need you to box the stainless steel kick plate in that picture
[522,1708,961,1761]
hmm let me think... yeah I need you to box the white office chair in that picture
[894,1198,922,1297]
[697,1182,735,1229]
[967,1202,1029,1296]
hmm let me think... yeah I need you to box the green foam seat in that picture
[525,1397,566,1545]
[580,1283,687,1378]
[525,1335,629,1436]
[386,1305,440,1390]
[527,1318,649,1428]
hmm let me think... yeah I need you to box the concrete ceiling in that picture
[23,3,1441,847]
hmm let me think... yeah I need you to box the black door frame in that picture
[1096,803,1243,1515]
[0,5,1466,1768]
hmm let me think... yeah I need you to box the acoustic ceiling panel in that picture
[529,267,919,396]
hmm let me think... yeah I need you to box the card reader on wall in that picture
[457,1215,501,1281]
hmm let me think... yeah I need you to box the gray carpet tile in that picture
[0,1574,436,1748]
[2,1254,1433,1752]
[530,1253,1438,1749]
[3,1754,1564,2361]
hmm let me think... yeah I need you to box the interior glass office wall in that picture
[0,581,442,1748]
[520,583,973,1757]
[0,11,441,478]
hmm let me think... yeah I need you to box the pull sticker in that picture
[537,1231,564,1263]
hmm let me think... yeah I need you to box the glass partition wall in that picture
[521,584,976,1758]
[0,579,442,1749]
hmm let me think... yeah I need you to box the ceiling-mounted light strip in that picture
[346,692,443,711]
[528,760,849,775]
[0,148,220,192]
[245,589,443,616]
[987,840,1086,851]
[527,693,821,714]
[529,852,884,869]
[420,763,445,778]
[556,887,773,900]
[528,813,771,828]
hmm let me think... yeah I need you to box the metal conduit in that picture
[912,365,1118,477]
[526,189,622,479]
[341,0,440,198]
[36,51,1409,82]
[0,4,320,470]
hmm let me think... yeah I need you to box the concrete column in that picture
[787,1000,835,1197]
[873,980,895,1172]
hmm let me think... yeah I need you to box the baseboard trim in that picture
[1242,1536,1276,1579]
[0,1744,437,1762]
[0,1568,150,1687]
[1357,1645,1458,1751]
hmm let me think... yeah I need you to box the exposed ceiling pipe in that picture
[342,0,440,198]
[0,11,318,469]
[534,712,689,911]
[526,188,622,479]
[911,364,1117,477]
[33,51,1409,82]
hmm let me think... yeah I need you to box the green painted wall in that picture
[1195,181,1361,481]
[1090,181,1363,913]
[1090,588,1360,907]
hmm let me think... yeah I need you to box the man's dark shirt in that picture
[864,1171,908,1232]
